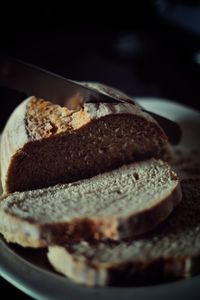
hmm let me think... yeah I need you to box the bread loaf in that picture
[1,83,170,193]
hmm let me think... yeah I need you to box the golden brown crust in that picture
[26,97,91,140]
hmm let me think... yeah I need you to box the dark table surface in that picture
[0,2,200,299]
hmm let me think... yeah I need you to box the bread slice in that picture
[47,178,199,287]
[0,159,181,247]
[0,82,170,193]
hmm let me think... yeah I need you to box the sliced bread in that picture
[1,82,170,193]
[0,159,181,247]
[47,178,200,286]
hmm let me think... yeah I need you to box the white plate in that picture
[0,98,200,300]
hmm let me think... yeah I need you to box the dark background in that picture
[0,1,200,298]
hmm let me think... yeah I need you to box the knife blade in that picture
[0,55,181,144]
[0,56,134,106]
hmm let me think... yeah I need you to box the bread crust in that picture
[47,245,195,286]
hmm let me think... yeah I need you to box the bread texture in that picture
[0,82,170,193]
[0,159,181,247]
[47,178,199,286]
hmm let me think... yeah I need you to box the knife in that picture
[0,55,181,144]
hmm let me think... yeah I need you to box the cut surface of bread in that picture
[0,159,181,247]
[1,82,170,193]
[47,178,200,286]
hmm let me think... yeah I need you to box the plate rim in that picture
[1,235,200,300]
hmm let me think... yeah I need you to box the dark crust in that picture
[105,255,196,286]
[39,218,119,245]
